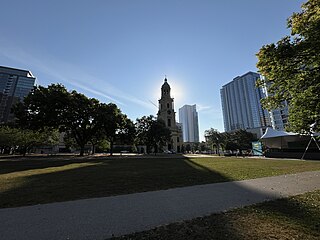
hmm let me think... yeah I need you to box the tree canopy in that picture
[256,0,320,133]
[136,115,171,154]
[0,126,59,156]
[205,128,257,153]
[204,128,223,154]
[13,84,134,156]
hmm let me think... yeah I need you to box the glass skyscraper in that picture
[179,104,199,142]
[0,66,35,123]
[261,78,289,131]
[220,72,271,136]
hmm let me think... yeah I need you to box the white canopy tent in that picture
[259,127,302,149]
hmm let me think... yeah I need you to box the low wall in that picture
[265,151,320,160]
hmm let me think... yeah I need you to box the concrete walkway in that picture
[1,171,319,240]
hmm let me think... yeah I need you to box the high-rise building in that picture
[157,77,183,152]
[0,66,36,123]
[220,71,271,137]
[268,105,289,131]
[261,78,289,131]
[179,104,199,143]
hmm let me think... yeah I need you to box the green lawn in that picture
[113,190,320,240]
[1,155,320,208]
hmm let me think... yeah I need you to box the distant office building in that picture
[0,66,35,123]
[179,104,199,142]
[261,78,289,131]
[269,105,289,131]
[220,71,271,138]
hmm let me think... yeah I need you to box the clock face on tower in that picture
[167,110,171,115]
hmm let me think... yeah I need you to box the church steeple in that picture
[157,77,183,153]
[161,77,171,98]
[158,77,175,129]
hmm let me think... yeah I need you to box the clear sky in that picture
[0,0,305,141]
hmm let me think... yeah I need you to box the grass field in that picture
[113,190,320,240]
[1,155,320,208]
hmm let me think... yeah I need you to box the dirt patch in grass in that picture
[113,190,320,240]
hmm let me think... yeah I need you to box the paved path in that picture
[1,171,319,240]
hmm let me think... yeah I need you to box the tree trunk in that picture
[22,146,27,157]
[146,145,150,154]
[92,143,96,155]
[110,140,114,156]
[79,145,85,156]
[154,144,158,155]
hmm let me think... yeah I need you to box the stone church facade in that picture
[157,78,183,153]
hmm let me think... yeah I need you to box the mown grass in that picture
[113,190,320,240]
[1,155,320,208]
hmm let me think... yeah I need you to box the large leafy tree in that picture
[256,0,320,133]
[14,84,106,156]
[204,128,223,154]
[136,115,154,153]
[0,126,59,156]
[97,103,134,155]
[136,115,171,154]
[62,91,101,156]
[14,84,69,130]
[204,128,254,153]
[14,84,135,156]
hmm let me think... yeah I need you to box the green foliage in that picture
[185,144,191,152]
[256,0,320,133]
[13,84,69,130]
[205,128,257,152]
[97,103,134,155]
[136,115,171,154]
[222,130,257,151]
[96,139,110,153]
[13,84,134,156]
[0,126,14,146]
[63,91,101,156]
[205,128,223,153]
[0,126,59,156]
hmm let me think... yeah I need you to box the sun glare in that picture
[170,80,184,101]
[147,76,187,112]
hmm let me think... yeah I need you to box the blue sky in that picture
[0,0,304,141]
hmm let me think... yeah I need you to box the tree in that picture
[0,126,59,156]
[16,128,59,156]
[13,84,70,130]
[136,115,171,154]
[222,130,257,152]
[14,84,106,156]
[0,126,16,154]
[149,119,171,154]
[135,115,154,153]
[97,103,129,155]
[117,116,136,146]
[205,128,223,154]
[256,0,320,133]
[62,91,102,156]
[185,144,191,153]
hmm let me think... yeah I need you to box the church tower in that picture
[157,77,183,152]
[158,78,176,129]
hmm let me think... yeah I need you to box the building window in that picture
[167,103,169,108]
[168,118,171,127]
[177,137,179,142]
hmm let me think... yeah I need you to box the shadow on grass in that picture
[250,195,320,235]
[0,154,105,174]
[0,155,318,239]
[112,192,320,240]
[0,155,234,208]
